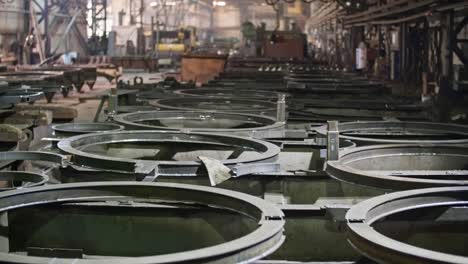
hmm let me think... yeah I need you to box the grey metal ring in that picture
[0,171,48,190]
[0,142,19,169]
[315,121,468,145]
[113,111,286,138]
[0,181,285,263]
[57,130,281,176]
[326,144,468,190]
[346,187,468,264]
[0,151,65,166]
[174,88,289,100]
[0,151,65,190]
[149,97,277,115]
[52,122,124,137]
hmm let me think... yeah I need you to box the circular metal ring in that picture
[174,88,289,100]
[52,122,124,137]
[0,181,285,263]
[0,151,65,166]
[58,130,281,176]
[326,144,468,190]
[0,171,48,190]
[149,97,277,115]
[315,121,468,145]
[0,151,64,190]
[291,102,429,122]
[0,142,18,169]
[113,111,285,138]
[346,187,468,264]
[286,80,384,94]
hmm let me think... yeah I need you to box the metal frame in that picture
[113,111,286,138]
[88,0,107,39]
[0,182,285,263]
[57,130,281,177]
[326,144,468,190]
[30,0,89,57]
[453,14,468,66]
[87,0,108,54]
[346,186,468,264]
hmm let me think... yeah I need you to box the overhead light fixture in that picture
[213,1,226,7]
[150,1,158,7]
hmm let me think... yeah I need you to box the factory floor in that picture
[32,71,165,122]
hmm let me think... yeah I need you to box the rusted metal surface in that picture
[111,56,158,72]
[181,54,227,84]
[16,65,97,92]
[0,71,66,102]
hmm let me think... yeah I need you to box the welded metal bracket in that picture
[327,121,340,161]
[232,163,281,177]
[276,93,287,122]
[199,156,232,186]
[135,161,159,182]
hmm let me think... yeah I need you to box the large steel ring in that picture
[0,151,65,190]
[174,88,288,100]
[346,187,468,264]
[0,181,285,263]
[325,144,468,190]
[149,97,277,115]
[52,122,124,137]
[58,130,281,176]
[0,171,48,190]
[0,151,65,165]
[113,111,285,138]
[0,142,18,169]
[315,121,468,145]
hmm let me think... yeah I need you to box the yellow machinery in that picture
[155,27,196,53]
[157,43,185,52]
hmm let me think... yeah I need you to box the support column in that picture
[441,11,454,79]
[437,11,455,122]
[400,22,407,81]
[43,0,50,57]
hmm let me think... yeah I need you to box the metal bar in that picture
[51,10,81,55]
[453,45,468,65]
[29,3,45,62]
[43,0,49,56]
[345,0,436,25]
[454,15,468,35]
[327,121,339,161]
[93,97,107,122]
